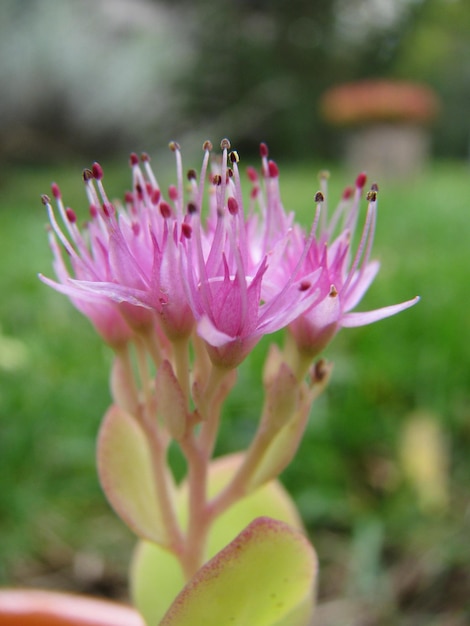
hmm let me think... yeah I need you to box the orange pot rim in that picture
[0,589,145,626]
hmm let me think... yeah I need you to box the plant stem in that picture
[179,433,211,579]
[208,424,273,520]
[144,421,185,558]
[172,336,191,406]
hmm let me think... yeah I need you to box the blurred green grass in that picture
[1,159,469,617]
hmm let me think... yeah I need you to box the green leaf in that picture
[130,453,308,625]
[97,405,174,547]
[159,516,317,626]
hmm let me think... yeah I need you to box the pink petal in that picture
[343,260,380,311]
[341,296,420,327]
[197,314,235,347]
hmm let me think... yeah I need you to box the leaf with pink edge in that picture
[97,405,174,547]
[159,516,317,626]
[130,453,307,625]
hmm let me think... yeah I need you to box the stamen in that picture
[227,197,238,215]
[342,186,353,200]
[92,162,103,180]
[65,208,77,223]
[329,284,338,297]
[51,183,61,199]
[160,201,172,219]
[314,191,324,203]
[246,166,258,182]
[268,160,279,178]
[299,281,311,292]
[168,185,178,201]
[129,153,139,166]
[355,172,367,189]
[181,223,192,239]
[220,138,231,150]
[202,140,213,152]
[259,142,269,158]
[151,189,161,205]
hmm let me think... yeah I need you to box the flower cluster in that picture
[40,139,417,372]
[39,139,419,625]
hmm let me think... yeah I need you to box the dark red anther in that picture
[135,183,144,200]
[124,191,134,203]
[268,160,279,178]
[151,189,161,205]
[41,194,51,206]
[259,142,269,158]
[246,166,258,182]
[181,223,192,239]
[129,153,139,166]
[227,197,238,215]
[89,205,98,218]
[187,202,197,214]
[92,162,103,180]
[51,182,61,199]
[187,169,197,181]
[146,182,153,195]
[250,187,259,199]
[168,185,178,201]
[82,169,93,182]
[160,201,172,219]
[229,151,239,163]
[299,280,311,292]
[355,172,367,189]
[314,191,325,203]
[102,203,113,217]
[342,186,353,200]
[212,174,222,186]
[65,208,77,223]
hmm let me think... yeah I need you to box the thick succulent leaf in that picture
[97,405,172,546]
[159,517,317,626]
[130,453,305,625]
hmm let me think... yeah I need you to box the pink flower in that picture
[179,140,320,368]
[40,150,195,344]
[40,139,418,364]
[284,173,419,356]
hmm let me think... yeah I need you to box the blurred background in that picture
[1,0,469,624]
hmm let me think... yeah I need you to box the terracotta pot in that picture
[0,589,146,626]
